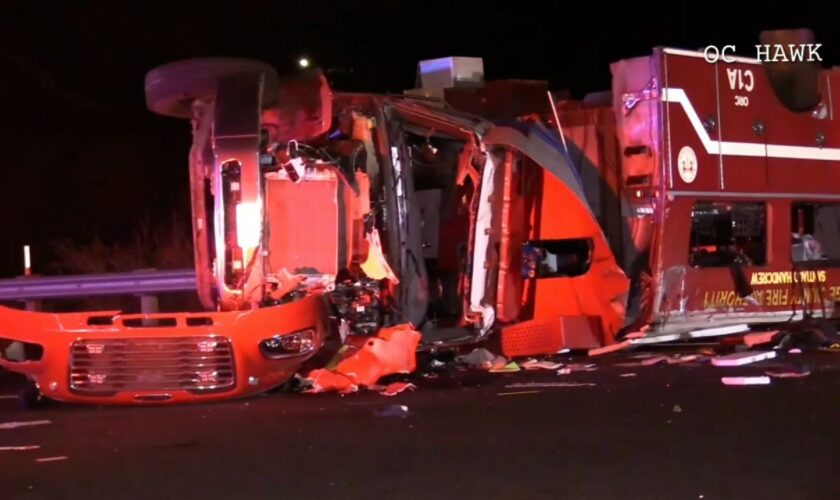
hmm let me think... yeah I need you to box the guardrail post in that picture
[140,294,159,315]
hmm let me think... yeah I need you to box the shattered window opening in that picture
[689,201,767,267]
[522,239,593,278]
[791,202,840,262]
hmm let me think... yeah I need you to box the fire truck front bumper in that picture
[0,294,330,405]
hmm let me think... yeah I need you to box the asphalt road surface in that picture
[1,349,839,499]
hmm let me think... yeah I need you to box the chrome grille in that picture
[69,337,235,395]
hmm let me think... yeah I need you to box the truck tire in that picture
[145,58,280,118]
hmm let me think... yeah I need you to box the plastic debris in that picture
[0,420,51,430]
[305,370,359,394]
[36,456,68,463]
[520,359,564,371]
[712,351,776,367]
[743,330,779,347]
[620,373,637,378]
[375,404,411,418]
[379,382,416,396]
[721,376,771,386]
[360,228,399,283]
[305,324,421,393]
[588,340,631,356]
[0,445,40,451]
[489,362,521,373]
[789,348,803,354]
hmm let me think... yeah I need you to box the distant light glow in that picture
[298,57,310,68]
[23,245,31,275]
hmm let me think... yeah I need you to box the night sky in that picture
[0,0,835,277]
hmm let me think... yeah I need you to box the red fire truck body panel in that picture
[641,49,840,333]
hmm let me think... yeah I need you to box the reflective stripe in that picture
[662,88,840,161]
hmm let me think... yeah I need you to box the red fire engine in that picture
[0,29,837,404]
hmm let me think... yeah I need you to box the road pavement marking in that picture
[0,420,51,430]
[496,390,542,396]
[37,456,68,463]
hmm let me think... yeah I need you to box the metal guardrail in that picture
[0,269,196,301]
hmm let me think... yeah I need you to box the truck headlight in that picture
[259,328,317,358]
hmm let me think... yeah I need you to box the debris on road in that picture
[558,363,597,374]
[765,366,812,379]
[520,359,564,370]
[712,351,777,367]
[305,324,421,393]
[672,404,682,413]
[379,382,416,396]
[505,382,596,388]
[620,373,637,378]
[36,456,68,463]
[0,420,52,430]
[374,404,411,418]
[721,376,771,386]
[588,340,631,357]
[0,445,40,451]
[820,343,840,353]
[743,330,779,347]
[457,348,508,370]
[489,362,521,373]
[617,354,704,367]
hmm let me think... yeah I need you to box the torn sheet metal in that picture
[469,151,498,335]
[690,324,750,339]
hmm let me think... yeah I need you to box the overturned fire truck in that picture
[1,29,838,404]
